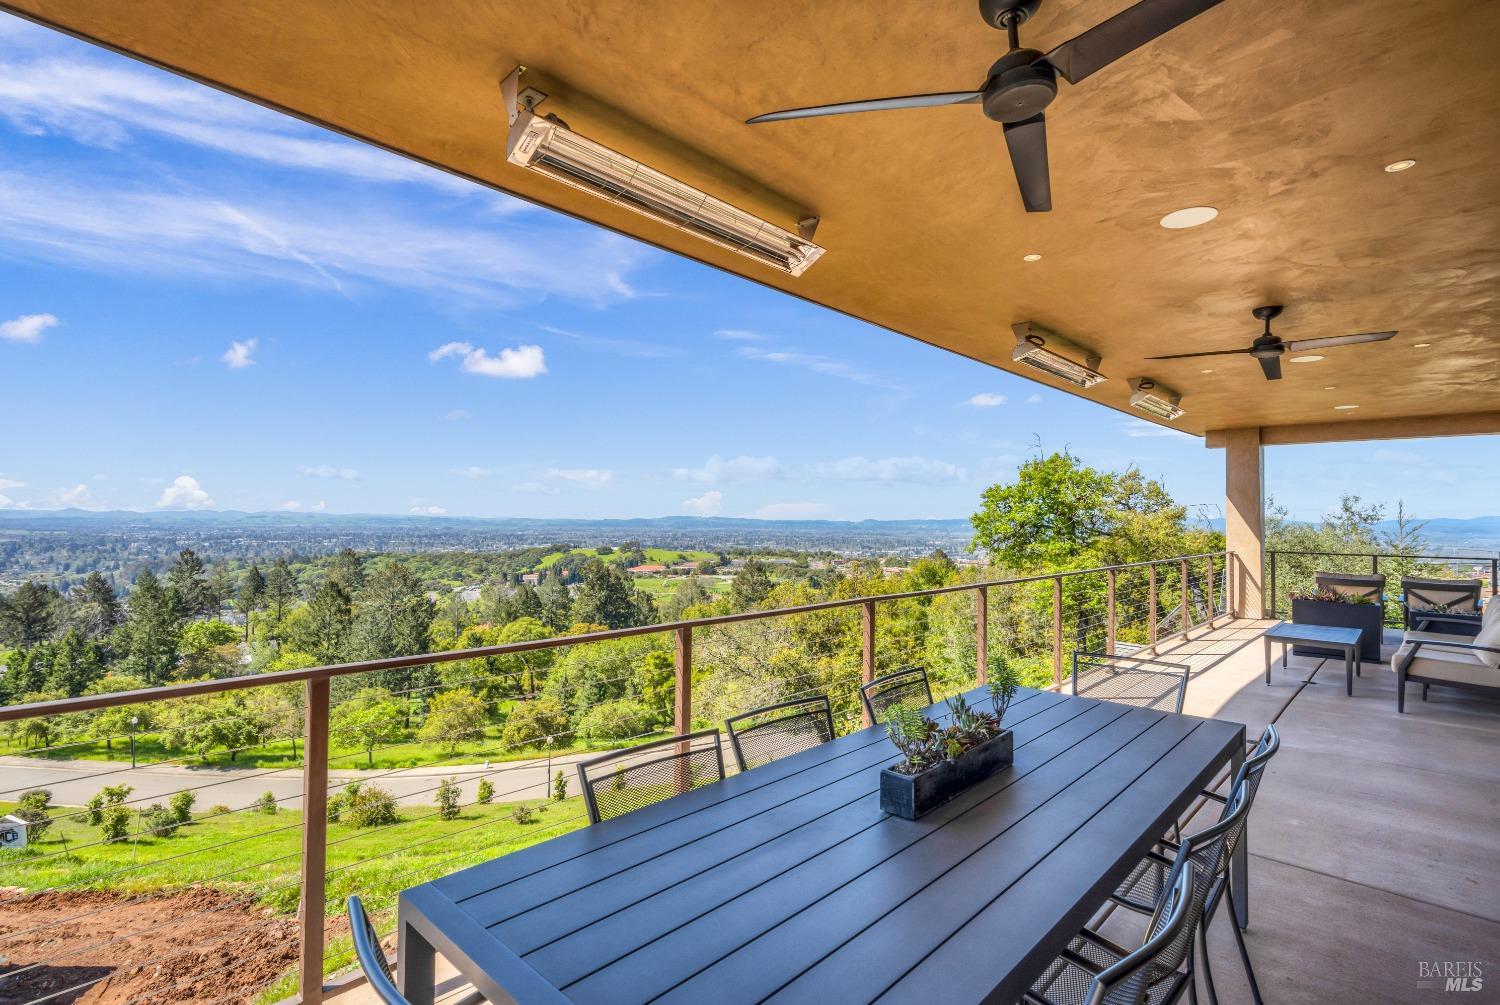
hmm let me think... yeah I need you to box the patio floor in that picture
[338,618,1500,1004]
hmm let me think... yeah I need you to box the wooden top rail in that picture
[1268,550,1497,562]
[0,552,1228,723]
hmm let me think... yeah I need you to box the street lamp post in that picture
[129,715,139,769]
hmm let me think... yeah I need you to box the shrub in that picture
[576,700,656,742]
[326,781,358,823]
[99,805,132,843]
[15,789,53,839]
[436,777,461,821]
[510,804,536,825]
[208,804,232,817]
[552,769,568,802]
[255,791,279,815]
[168,791,196,825]
[499,697,570,752]
[87,783,133,828]
[140,803,179,838]
[476,779,494,805]
[84,794,104,827]
[343,783,400,829]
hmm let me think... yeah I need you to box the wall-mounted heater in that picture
[505,107,824,277]
[1010,322,1106,388]
[1128,378,1185,420]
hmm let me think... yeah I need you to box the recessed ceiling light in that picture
[1334,404,1360,410]
[1412,342,1431,348]
[1323,385,1337,390]
[1384,159,1417,173]
[1159,206,1219,229]
[1288,354,1324,363]
[1023,253,1042,262]
[1200,368,1214,373]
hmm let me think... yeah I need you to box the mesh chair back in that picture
[1234,723,1280,811]
[348,895,407,1005]
[1315,571,1385,602]
[860,667,934,724]
[1091,861,1196,1005]
[576,729,725,825]
[1071,653,1189,714]
[1403,577,1482,614]
[725,695,835,771]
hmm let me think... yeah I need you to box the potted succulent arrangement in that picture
[1289,587,1385,662]
[878,665,1018,820]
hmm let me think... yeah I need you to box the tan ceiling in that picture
[7,0,1500,438]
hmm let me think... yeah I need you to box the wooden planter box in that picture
[879,730,1014,820]
[1291,598,1384,663]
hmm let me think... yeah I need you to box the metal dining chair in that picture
[859,666,933,724]
[575,729,725,825]
[1111,724,1280,1005]
[348,896,485,1005]
[1026,855,1198,1005]
[725,695,835,772]
[1071,652,1190,714]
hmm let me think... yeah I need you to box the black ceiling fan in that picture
[745,0,1229,212]
[1147,305,1398,381]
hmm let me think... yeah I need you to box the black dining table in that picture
[398,685,1246,1005]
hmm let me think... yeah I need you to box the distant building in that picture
[457,585,482,602]
[520,572,542,586]
[673,561,701,572]
[627,563,668,575]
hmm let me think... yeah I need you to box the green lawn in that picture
[632,575,732,599]
[536,546,716,569]
[0,792,590,1002]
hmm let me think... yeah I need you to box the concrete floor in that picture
[337,619,1500,1004]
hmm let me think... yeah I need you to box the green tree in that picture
[499,697,569,751]
[293,580,354,663]
[729,559,774,610]
[329,687,405,766]
[166,548,214,622]
[416,689,487,754]
[159,693,262,762]
[71,572,122,639]
[571,559,654,629]
[435,776,461,821]
[265,558,297,624]
[495,583,544,624]
[177,619,241,678]
[236,564,267,642]
[0,580,64,647]
[328,548,366,594]
[663,576,712,620]
[349,561,435,702]
[538,572,573,632]
[122,570,178,685]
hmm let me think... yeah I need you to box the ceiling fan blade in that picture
[1146,348,1253,360]
[1258,354,1283,380]
[1003,114,1051,213]
[1284,331,1398,353]
[1043,0,1228,85]
[746,90,982,124]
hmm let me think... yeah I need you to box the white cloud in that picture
[733,345,903,391]
[51,483,94,508]
[409,504,447,516]
[1119,419,1194,440]
[280,500,302,511]
[673,454,782,483]
[298,464,359,480]
[221,337,258,368]
[0,476,25,490]
[1025,393,1043,405]
[156,474,214,510]
[0,168,648,309]
[0,494,23,509]
[713,329,764,341]
[443,409,472,421]
[451,466,492,479]
[547,468,614,489]
[429,341,547,379]
[963,392,1006,408]
[807,456,967,483]
[754,501,831,520]
[682,490,724,516]
[0,312,58,343]
[311,500,327,512]
[538,324,678,359]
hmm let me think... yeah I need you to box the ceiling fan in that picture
[1147,305,1398,381]
[746,0,1230,212]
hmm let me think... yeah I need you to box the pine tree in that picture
[166,548,213,622]
[265,558,296,624]
[729,559,775,611]
[328,548,366,594]
[123,570,178,684]
[538,572,573,632]
[0,580,64,647]
[236,565,267,642]
[71,572,122,640]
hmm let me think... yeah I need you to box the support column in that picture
[1223,427,1265,618]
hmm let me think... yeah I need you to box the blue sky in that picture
[0,16,1491,524]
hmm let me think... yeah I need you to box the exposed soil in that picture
[0,887,345,1005]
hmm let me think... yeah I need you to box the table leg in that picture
[1282,642,1288,669]
[1229,741,1249,929]
[1264,636,1272,685]
[1346,648,1354,697]
[398,915,436,1005]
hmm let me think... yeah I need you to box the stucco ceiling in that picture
[7,0,1500,438]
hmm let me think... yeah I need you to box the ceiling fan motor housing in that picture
[982,50,1057,122]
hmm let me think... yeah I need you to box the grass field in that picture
[631,575,732,599]
[536,546,716,569]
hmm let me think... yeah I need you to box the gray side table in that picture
[1264,621,1364,695]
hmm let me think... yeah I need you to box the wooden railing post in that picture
[674,626,692,791]
[1269,551,1279,619]
[1179,559,1191,638]
[298,677,330,1005]
[1105,569,1117,656]
[860,600,876,727]
[975,586,989,685]
[1147,563,1159,654]
[1205,555,1216,629]
[1051,577,1063,689]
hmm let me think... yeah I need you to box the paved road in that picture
[0,750,598,812]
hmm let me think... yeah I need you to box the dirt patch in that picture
[0,887,344,1005]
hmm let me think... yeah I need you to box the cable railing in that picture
[1267,549,1498,621]
[0,550,1230,1005]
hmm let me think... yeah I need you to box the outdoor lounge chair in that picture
[576,729,725,824]
[725,695,835,771]
[1393,599,1500,712]
[1314,571,1385,602]
[1401,577,1484,635]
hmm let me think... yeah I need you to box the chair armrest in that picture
[1407,639,1500,657]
